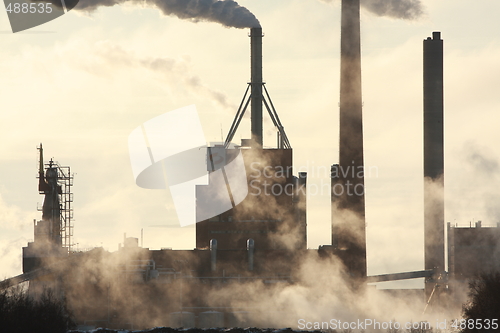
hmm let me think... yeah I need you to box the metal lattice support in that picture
[56,164,74,252]
[224,83,291,149]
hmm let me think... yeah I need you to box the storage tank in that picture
[169,311,195,328]
[199,311,224,328]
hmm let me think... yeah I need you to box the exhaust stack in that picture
[332,0,366,279]
[423,31,445,298]
[250,27,263,147]
[224,28,290,149]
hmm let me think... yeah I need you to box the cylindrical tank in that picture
[198,311,224,328]
[210,238,217,272]
[169,312,195,328]
[247,238,255,271]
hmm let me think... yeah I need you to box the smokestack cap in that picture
[432,31,441,40]
[250,27,263,37]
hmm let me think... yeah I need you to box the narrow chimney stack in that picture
[250,27,263,148]
[332,0,366,280]
[423,31,445,299]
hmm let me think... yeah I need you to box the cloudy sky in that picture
[1,0,500,289]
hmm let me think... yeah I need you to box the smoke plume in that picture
[320,0,424,20]
[76,0,261,28]
[88,41,237,111]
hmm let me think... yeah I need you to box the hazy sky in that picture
[1,0,500,289]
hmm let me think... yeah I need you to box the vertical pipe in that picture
[423,31,444,298]
[38,143,45,192]
[447,222,454,284]
[295,172,307,249]
[247,239,254,271]
[333,0,366,279]
[210,239,217,272]
[331,164,340,249]
[250,27,263,148]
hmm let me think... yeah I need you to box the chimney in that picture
[250,27,263,148]
[423,31,445,298]
[332,0,366,279]
[224,28,290,149]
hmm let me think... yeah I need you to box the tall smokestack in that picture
[423,31,444,298]
[250,27,263,147]
[332,0,366,279]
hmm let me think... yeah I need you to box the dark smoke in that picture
[320,0,424,20]
[76,0,261,28]
[361,0,423,19]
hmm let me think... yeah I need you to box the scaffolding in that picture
[37,151,74,252]
[57,163,74,251]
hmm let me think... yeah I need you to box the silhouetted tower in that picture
[423,32,445,298]
[38,144,62,246]
[331,0,366,279]
[250,27,263,148]
[23,145,72,274]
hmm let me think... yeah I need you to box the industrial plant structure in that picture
[448,221,500,289]
[3,25,312,329]
[196,27,307,256]
[2,0,500,329]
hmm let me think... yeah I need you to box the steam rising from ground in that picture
[76,0,261,28]
[319,0,424,20]
[205,253,427,327]
[28,247,462,330]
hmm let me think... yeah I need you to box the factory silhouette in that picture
[1,0,500,329]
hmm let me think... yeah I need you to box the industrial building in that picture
[448,221,500,285]
[196,27,307,254]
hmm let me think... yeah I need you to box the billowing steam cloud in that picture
[77,0,261,28]
[319,0,424,20]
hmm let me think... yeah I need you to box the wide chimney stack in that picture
[332,0,366,279]
[250,27,263,148]
[423,31,445,298]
